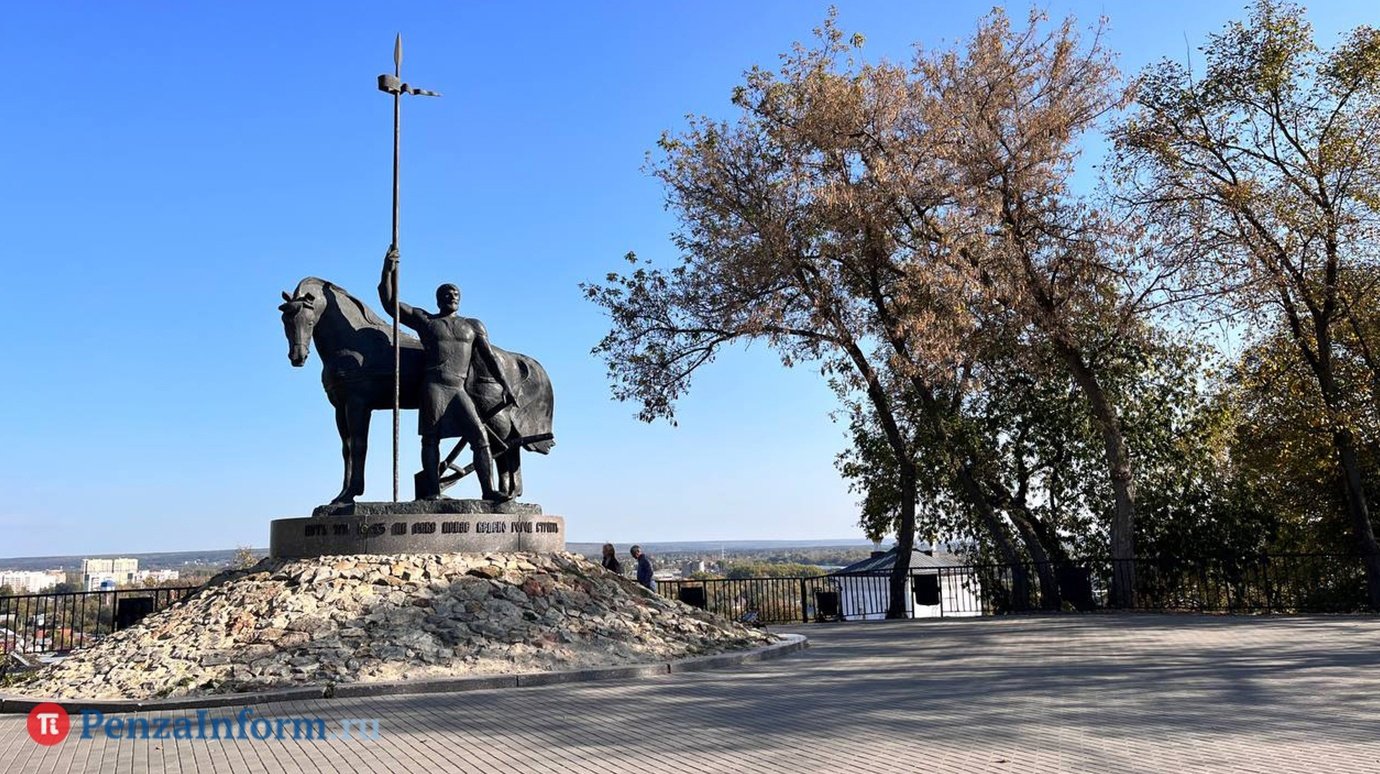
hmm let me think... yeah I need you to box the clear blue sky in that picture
[1,1,1370,557]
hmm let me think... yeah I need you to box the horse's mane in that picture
[292,277,393,332]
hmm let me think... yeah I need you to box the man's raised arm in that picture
[378,246,418,324]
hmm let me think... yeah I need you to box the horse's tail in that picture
[510,352,554,454]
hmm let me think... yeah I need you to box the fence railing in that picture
[1,586,199,659]
[1100,554,1368,614]
[2,554,1369,658]
[657,554,1375,623]
[656,577,834,624]
[988,554,1370,614]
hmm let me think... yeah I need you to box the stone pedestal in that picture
[270,500,564,559]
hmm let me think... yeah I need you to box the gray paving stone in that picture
[4,615,1380,772]
[330,674,518,698]
[514,663,668,687]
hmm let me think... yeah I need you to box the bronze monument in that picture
[269,35,561,560]
[277,277,555,506]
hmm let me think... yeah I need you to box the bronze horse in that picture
[278,277,555,504]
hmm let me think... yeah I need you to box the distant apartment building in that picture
[84,574,117,591]
[82,558,138,576]
[82,557,141,591]
[133,569,180,584]
[0,570,64,594]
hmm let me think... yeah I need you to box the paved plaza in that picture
[3,614,1380,772]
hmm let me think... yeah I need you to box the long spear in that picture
[378,34,440,501]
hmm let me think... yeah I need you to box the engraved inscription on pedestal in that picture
[271,501,564,558]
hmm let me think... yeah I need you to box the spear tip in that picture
[394,34,402,67]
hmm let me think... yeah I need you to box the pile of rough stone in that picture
[11,552,772,700]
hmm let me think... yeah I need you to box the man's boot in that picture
[417,436,443,500]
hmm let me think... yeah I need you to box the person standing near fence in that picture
[631,545,655,591]
[601,543,622,575]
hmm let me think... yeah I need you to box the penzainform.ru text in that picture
[27,704,380,744]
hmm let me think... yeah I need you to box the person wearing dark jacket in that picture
[601,543,622,574]
[631,545,655,590]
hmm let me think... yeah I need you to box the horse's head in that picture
[278,290,319,367]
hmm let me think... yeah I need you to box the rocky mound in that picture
[12,553,772,700]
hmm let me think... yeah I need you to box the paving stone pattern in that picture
[4,614,1380,772]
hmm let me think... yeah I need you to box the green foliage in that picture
[723,562,826,579]
[591,1,1380,581]
[1116,0,1380,583]
[1217,322,1380,555]
[0,664,39,689]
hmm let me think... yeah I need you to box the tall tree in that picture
[590,9,1162,609]
[836,358,1045,611]
[864,9,1147,606]
[1225,324,1377,556]
[1114,0,1380,607]
[585,16,1044,617]
[798,8,1153,607]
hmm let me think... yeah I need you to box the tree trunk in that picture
[1007,506,1062,610]
[1024,506,1075,608]
[1334,428,1380,610]
[899,380,1028,609]
[982,461,1064,610]
[953,466,1027,611]
[1295,309,1380,610]
[1306,311,1380,611]
[887,463,918,619]
[1056,342,1137,608]
[1026,510,1071,564]
[830,336,918,619]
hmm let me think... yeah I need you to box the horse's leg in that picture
[505,448,523,499]
[331,402,353,504]
[487,417,518,498]
[494,450,511,498]
[347,401,371,500]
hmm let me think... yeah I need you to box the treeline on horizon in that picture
[584,1,1380,611]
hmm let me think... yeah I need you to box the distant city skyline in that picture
[2,1,1373,556]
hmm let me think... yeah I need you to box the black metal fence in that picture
[658,554,1376,623]
[1,554,1370,657]
[657,577,838,624]
[0,586,198,658]
[984,554,1371,614]
[1103,554,1368,613]
[657,570,985,624]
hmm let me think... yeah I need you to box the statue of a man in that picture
[379,246,518,501]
